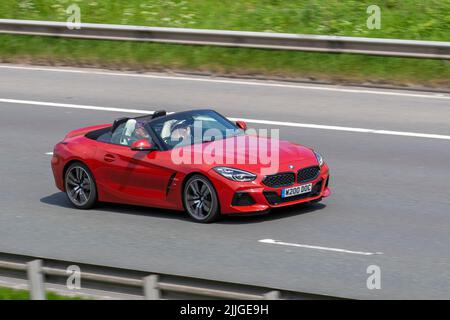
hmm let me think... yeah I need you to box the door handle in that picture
[104,154,116,162]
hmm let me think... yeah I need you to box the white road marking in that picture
[0,98,153,114]
[45,152,53,155]
[1,97,450,141]
[259,239,383,256]
[1,64,449,101]
[227,117,450,140]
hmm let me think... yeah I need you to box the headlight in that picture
[314,151,324,167]
[213,167,256,182]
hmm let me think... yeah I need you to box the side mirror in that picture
[235,121,247,131]
[131,139,156,151]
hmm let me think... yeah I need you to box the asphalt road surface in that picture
[0,64,449,299]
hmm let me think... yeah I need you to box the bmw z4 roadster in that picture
[51,109,330,223]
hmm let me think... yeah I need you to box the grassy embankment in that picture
[0,286,83,300]
[0,0,449,87]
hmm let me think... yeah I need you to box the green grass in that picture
[0,287,85,300]
[1,0,449,40]
[1,35,448,87]
[0,1,449,87]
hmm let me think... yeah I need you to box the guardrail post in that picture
[27,259,46,300]
[143,274,160,300]
[263,290,280,300]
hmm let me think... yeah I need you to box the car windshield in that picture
[149,110,243,150]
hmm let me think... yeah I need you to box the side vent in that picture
[166,173,177,196]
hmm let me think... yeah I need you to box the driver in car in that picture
[129,121,151,145]
[170,119,193,145]
[134,121,149,139]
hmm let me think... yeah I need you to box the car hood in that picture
[174,134,318,175]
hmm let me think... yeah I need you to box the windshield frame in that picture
[144,109,243,151]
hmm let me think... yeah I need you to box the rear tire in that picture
[64,162,97,209]
[183,175,220,223]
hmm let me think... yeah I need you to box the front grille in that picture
[264,180,323,205]
[262,172,295,188]
[297,166,320,183]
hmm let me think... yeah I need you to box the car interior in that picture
[85,110,242,150]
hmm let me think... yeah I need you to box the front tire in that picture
[64,162,97,209]
[183,175,220,223]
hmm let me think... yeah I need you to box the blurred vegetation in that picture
[0,286,84,300]
[0,0,449,87]
[1,0,448,40]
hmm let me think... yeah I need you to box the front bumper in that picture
[210,164,331,214]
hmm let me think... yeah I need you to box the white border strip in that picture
[1,98,450,141]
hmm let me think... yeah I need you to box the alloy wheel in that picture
[185,179,214,219]
[65,166,92,206]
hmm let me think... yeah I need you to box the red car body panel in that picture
[52,123,330,215]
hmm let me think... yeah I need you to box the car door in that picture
[94,121,175,208]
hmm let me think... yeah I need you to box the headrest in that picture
[124,119,137,136]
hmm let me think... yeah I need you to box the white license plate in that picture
[281,183,312,198]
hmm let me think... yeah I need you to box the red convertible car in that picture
[51,109,330,222]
